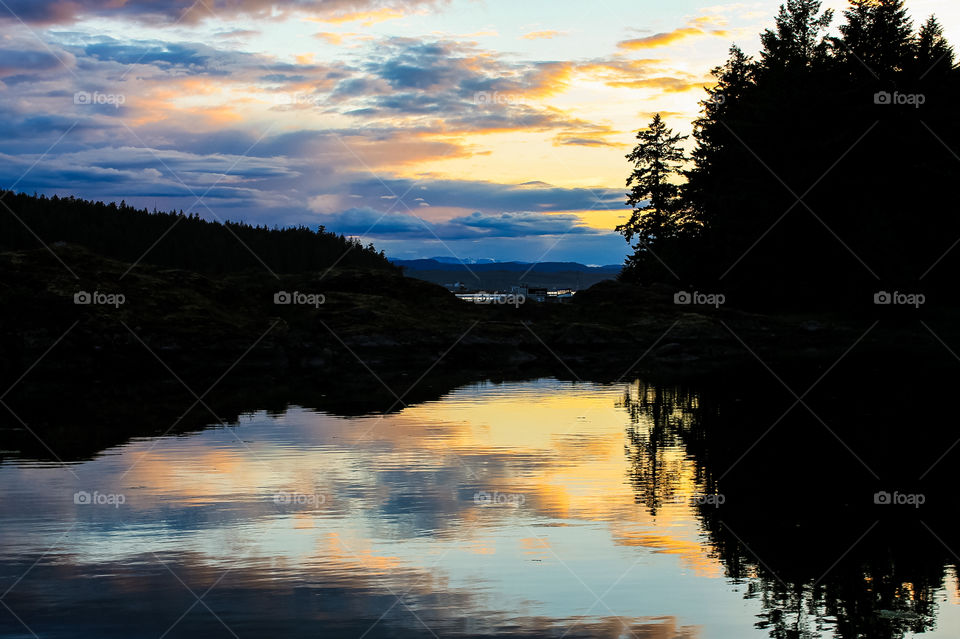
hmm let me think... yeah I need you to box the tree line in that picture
[0,191,395,275]
[618,0,960,309]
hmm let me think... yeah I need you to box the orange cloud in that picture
[605,76,708,92]
[689,15,728,29]
[522,30,564,40]
[527,62,576,97]
[333,132,475,168]
[314,31,344,44]
[124,77,247,127]
[313,31,373,47]
[618,26,729,50]
[575,59,705,93]
[307,6,405,26]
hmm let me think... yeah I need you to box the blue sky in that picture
[1,0,957,264]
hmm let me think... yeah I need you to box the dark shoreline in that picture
[3,244,956,381]
[3,243,958,465]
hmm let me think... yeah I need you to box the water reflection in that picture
[620,382,714,516]
[0,376,957,638]
[619,376,960,639]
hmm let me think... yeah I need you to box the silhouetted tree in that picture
[616,114,690,281]
[837,0,914,77]
[626,0,960,309]
[835,0,874,73]
[686,46,756,239]
[915,15,956,76]
[871,0,915,75]
[759,0,834,71]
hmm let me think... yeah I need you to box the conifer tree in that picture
[759,0,834,71]
[616,114,688,279]
[915,15,955,76]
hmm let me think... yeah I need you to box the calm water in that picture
[1,378,958,638]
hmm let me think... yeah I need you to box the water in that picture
[1,377,958,638]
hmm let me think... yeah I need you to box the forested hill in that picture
[0,191,395,275]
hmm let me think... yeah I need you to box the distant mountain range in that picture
[389,257,621,290]
[391,258,622,273]
[418,256,500,265]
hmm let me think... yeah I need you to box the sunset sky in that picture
[2,0,958,264]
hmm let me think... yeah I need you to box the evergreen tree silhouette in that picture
[616,114,690,281]
[624,0,960,310]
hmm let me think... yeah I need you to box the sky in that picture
[1,1,958,265]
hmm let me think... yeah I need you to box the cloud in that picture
[315,207,429,235]
[0,143,299,211]
[314,32,352,45]
[334,177,625,214]
[213,29,260,39]
[375,41,467,90]
[0,47,73,77]
[448,210,595,238]
[81,39,227,70]
[573,57,706,94]
[0,29,639,148]
[554,136,618,147]
[522,30,564,40]
[320,39,599,133]
[307,194,346,214]
[0,19,674,266]
[617,17,730,50]
[314,208,601,240]
[0,0,448,26]
[310,6,405,26]
[0,97,626,225]
[605,75,706,92]
[71,36,344,85]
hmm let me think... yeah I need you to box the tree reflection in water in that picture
[619,381,713,517]
[619,379,958,639]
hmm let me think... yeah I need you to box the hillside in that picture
[0,191,395,274]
